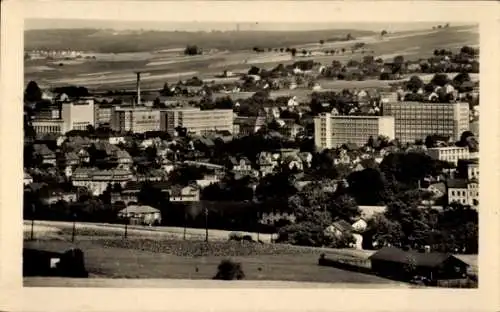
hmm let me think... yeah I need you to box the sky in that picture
[26,19,468,32]
[21,1,475,32]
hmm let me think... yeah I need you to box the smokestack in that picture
[136,72,141,107]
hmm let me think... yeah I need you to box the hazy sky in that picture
[22,1,474,32]
[26,19,467,32]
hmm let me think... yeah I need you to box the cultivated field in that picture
[24,25,478,91]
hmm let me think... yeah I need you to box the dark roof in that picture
[447,179,468,189]
[369,247,469,268]
[332,220,354,233]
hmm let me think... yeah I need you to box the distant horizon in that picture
[25,19,475,33]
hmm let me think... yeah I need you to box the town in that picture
[23,23,479,288]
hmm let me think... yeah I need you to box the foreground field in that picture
[24,277,412,288]
[24,238,400,285]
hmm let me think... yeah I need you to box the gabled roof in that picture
[119,205,159,214]
[369,247,469,268]
[331,220,354,233]
[65,152,79,161]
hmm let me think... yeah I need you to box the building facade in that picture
[31,119,65,135]
[448,179,479,207]
[382,101,470,144]
[94,103,113,126]
[161,108,234,136]
[111,107,162,133]
[427,146,470,165]
[71,168,134,196]
[314,113,395,149]
[60,98,96,131]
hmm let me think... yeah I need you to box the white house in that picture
[351,218,368,233]
[448,179,479,207]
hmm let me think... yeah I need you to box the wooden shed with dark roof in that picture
[369,247,469,282]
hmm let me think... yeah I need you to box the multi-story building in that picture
[94,102,114,126]
[382,101,470,144]
[30,99,95,134]
[314,113,395,149]
[60,98,96,131]
[31,119,65,135]
[111,107,162,133]
[161,108,233,136]
[71,167,134,196]
[447,178,479,207]
[427,146,470,165]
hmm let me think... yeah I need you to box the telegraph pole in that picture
[30,204,35,241]
[183,210,187,240]
[204,207,209,242]
[124,207,128,239]
[71,212,77,242]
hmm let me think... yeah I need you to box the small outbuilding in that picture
[369,247,469,282]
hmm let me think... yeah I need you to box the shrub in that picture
[242,235,254,242]
[213,259,245,280]
[58,248,88,278]
[228,231,243,241]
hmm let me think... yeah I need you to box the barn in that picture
[369,247,469,282]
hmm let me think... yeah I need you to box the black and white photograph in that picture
[2,1,500,311]
[21,15,481,289]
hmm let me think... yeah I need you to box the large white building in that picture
[161,108,234,135]
[427,146,470,165]
[31,99,95,135]
[382,101,470,144]
[61,98,96,131]
[314,113,395,149]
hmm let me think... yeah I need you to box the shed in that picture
[369,247,469,282]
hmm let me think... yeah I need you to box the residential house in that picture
[64,152,80,167]
[276,119,304,140]
[169,185,200,202]
[351,218,368,233]
[298,152,313,168]
[229,156,253,175]
[136,169,167,182]
[457,158,479,180]
[40,190,78,205]
[109,135,126,145]
[358,205,387,219]
[161,158,175,174]
[33,144,57,166]
[196,174,221,188]
[447,178,479,207]
[118,205,162,226]
[325,220,354,238]
[77,148,90,163]
[282,154,304,172]
[257,152,279,177]
[115,150,133,168]
[426,182,447,203]
[24,172,33,186]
